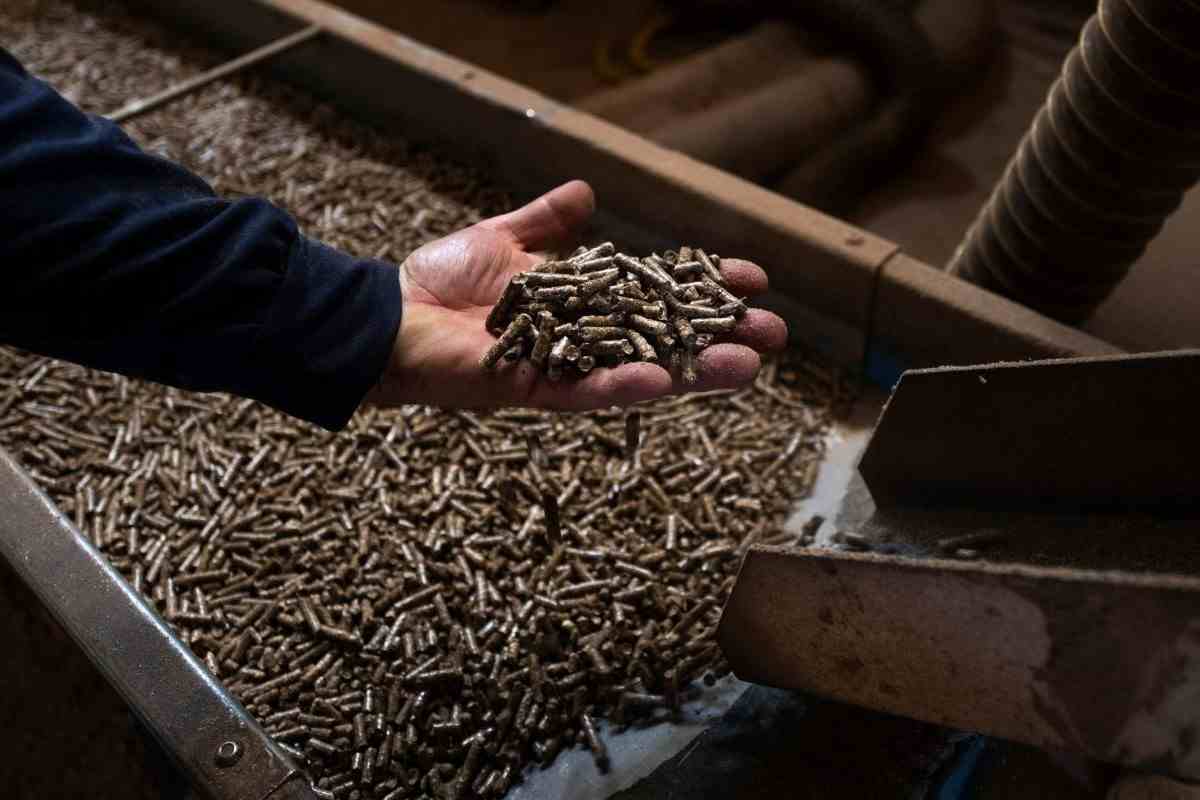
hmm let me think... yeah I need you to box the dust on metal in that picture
[718,546,1200,781]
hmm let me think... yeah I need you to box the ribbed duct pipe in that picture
[948,0,1200,323]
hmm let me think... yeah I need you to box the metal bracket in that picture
[719,349,1200,782]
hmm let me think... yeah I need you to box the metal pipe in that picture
[948,0,1200,322]
[0,448,316,800]
[108,25,322,124]
[769,0,943,213]
[652,58,872,182]
[579,21,818,135]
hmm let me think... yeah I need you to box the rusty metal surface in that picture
[0,448,314,800]
[717,546,1200,780]
[858,350,1200,511]
[870,253,1121,376]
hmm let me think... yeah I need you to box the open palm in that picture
[366,181,787,411]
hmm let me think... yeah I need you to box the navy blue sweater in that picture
[0,49,402,431]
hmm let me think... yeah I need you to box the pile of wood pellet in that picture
[483,244,744,381]
[0,2,852,798]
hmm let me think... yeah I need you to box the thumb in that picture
[481,180,595,253]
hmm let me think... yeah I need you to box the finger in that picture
[718,258,770,297]
[520,362,673,412]
[673,344,761,394]
[482,180,595,253]
[724,309,788,353]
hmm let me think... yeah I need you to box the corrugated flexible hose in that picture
[948,0,1200,323]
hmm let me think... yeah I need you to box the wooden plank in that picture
[859,350,1200,511]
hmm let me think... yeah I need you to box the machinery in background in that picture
[949,0,1200,323]
[581,0,996,215]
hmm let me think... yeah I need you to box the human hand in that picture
[365,180,787,411]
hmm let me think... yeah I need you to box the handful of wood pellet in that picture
[482,243,745,383]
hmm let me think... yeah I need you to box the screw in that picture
[214,740,243,767]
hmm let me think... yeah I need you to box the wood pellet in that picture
[0,1,852,798]
[482,246,745,383]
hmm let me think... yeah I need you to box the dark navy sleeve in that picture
[0,49,402,431]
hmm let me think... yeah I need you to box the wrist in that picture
[363,299,433,409]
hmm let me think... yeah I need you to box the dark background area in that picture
[334,0,1200,355]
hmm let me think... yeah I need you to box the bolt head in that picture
[214,740,242,767]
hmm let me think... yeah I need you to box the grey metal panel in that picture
[859,350,1200,511]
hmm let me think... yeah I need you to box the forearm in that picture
[0,49,400,430]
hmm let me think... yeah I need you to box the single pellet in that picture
[628,314,668,337]
[530,313,557,367]
[681,348,699,385]
[485,277,527,334]
[624,412,640,459]
[695,249,724,283]
[533,285,576,303]
[524,272,588,287]
[548,338,569,382]
[541,491,561,543]
[592,340,634,358]
[580,713,609,769]
[576,326,628,343]
[690,316,737,334]
[481,314,533,370]
[577,314,625,327]
[625,330,657,362]
[578,268,621,297]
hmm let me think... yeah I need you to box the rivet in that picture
[214,740,242,767]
